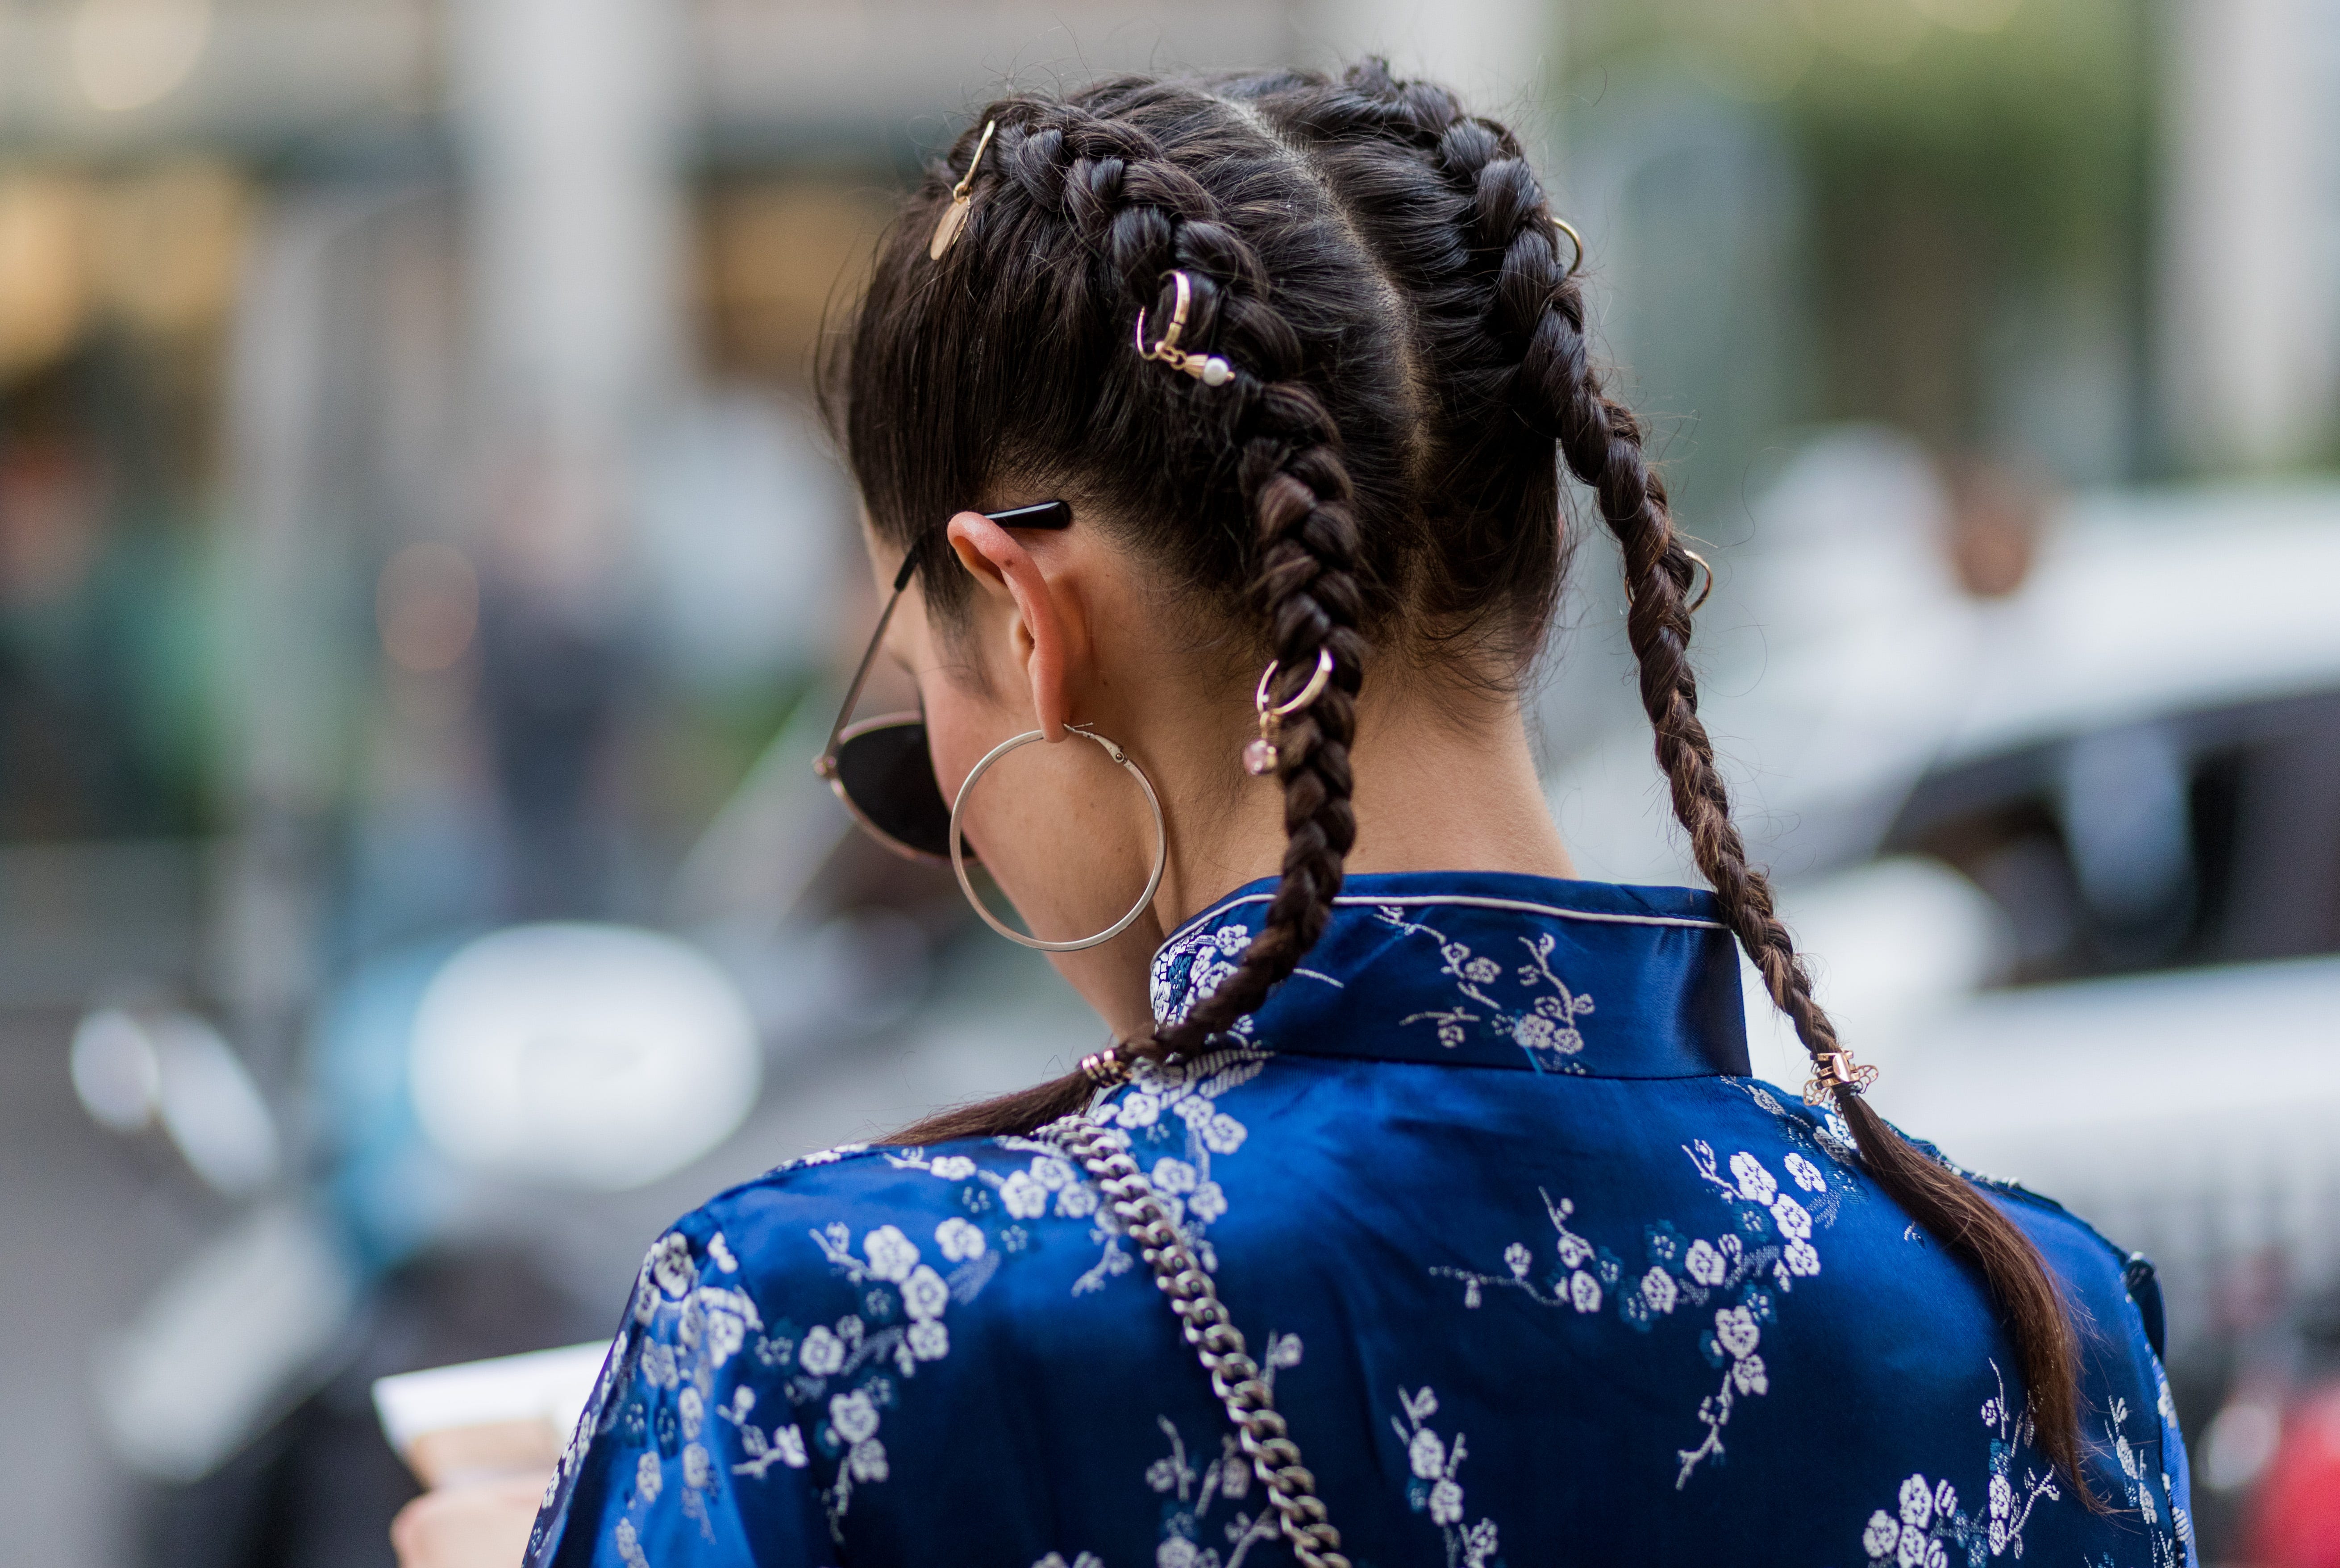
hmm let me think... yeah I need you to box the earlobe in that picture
[945,511,1074,740]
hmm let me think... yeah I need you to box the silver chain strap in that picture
[1039,1114,1351,1568]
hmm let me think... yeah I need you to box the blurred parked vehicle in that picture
[71,923,763,1568]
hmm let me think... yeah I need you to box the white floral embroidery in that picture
[1150,920,1258,1023]
[1137,1335,1301,1568]
[1002,1169,1050,1218]
[774,1141,870,1173]
[899,1264,948,1322]
[721,1147,1056,1525]
[799,1325,843,1376]
[1077,1047,1265,1293]
[1389,1385,1503,1566]
[2150,1360,2194,1551]
[1152,1156,1198,1194]
[1857,1363,2060,1564]
[935,1216,985,1261]
[2101,1390,2187,1568]
[1728,1151,1776,1203]
[1031,1556,1105,1568]
[727,1393,808,1481]
[648,1232,696,1300]
[779,1210,996,1515]
[1739,1078,1865,1167]
[829,1389,879,1443]
[598,1231,772,1542]
[1433,1138,1849,1489]
[1374,909,1595,1072]
[862,1225,919,1282]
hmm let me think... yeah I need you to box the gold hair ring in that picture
[1135,270,1235,387]
[1803,1049,1880,1107]
[1079,1044,1132,1089]
[1551,215,1585,282]
[1243,647,1335,776]
[1623,545,1717,615]
[1682,548,1715,613]
[928,119,997,261]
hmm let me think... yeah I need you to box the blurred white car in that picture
[1546,434,2340,1353]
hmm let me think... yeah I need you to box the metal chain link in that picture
[1040,1115,1352,1568]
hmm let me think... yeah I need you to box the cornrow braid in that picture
[881,90,1368,1139]
[1297,59,2097,1497]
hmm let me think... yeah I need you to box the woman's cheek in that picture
[917,675,992,809]
[918,675,1051,909]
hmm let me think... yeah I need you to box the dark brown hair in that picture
[832,61,2090,1491]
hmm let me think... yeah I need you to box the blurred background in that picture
[2,0,2336,1563]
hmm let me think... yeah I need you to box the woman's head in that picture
[832,60,2092,1493]
[839,64,1587,1036]
[846,69,1584,657]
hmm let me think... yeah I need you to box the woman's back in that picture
[531,874,2192,1568]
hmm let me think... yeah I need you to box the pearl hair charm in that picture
[1135,270,1237,389]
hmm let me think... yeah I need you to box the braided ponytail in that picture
[880,94,1370,1141]
[1303,62,2095,1495]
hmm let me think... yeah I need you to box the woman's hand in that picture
[391,1474,548,1568]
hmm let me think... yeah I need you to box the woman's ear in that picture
[945,510,1074,740]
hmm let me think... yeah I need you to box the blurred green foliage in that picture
[1571,0,2147,261]
[1566,0,2155,464]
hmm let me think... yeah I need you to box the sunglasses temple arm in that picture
[824,581,909,761]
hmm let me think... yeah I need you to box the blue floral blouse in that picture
[528,872,2194,1568]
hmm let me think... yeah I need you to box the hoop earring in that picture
[948,724,1169,952]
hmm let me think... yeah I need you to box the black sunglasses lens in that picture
[833,722,958,860]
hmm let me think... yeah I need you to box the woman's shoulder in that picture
[638,1132,1120,1340]
[533,1134,1129,1566]
[1832,1111,2173,1368]
[692,1131,1103,1235]
[1961,1161,2170,1358]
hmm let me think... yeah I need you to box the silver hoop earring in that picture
[949,724,1169,952]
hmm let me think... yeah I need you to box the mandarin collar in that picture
[1147,871,1750,1078]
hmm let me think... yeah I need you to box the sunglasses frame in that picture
[814,499,1074,863]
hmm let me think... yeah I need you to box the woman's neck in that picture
[1344,697,1575,882]
[1062,667,1573,1038]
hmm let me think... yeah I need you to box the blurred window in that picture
[1884,690,2340,983]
